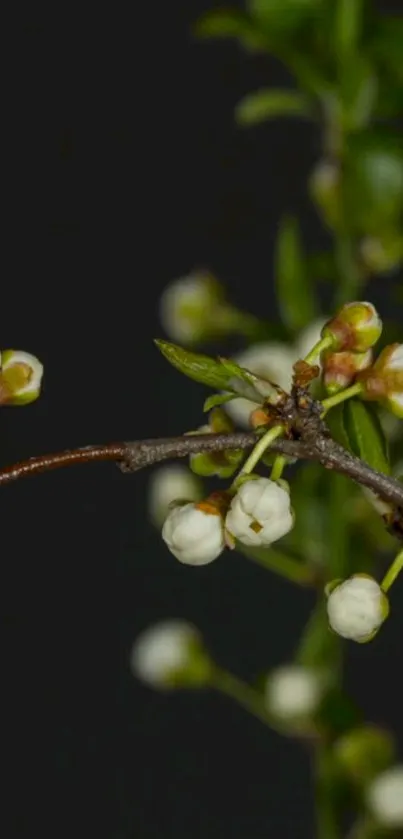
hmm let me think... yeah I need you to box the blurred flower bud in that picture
[224,343,295,428]
[309,160,340,229]
[0,350,43,406]
[148,465,203,527]
[334,725,395,785]
[360,233,403,275]
[189,409,243,478]
[359,343,403,418]
[130,620,211,690]
[159,271,225,345]
[322,349,373,395]
[162,495,226,565]
[225,477,294,547]
[366,765,403,828]
[265,664,325,724]
[326,574,389,643]
[321,302,382,353]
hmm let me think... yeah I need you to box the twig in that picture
[1,433,403,513]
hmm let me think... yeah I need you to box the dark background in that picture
[3,3,403,837]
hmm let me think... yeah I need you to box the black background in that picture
[3,3,403,837]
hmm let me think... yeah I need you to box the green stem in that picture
[211,667,279,731]
[236,542,315,586]
[315,743,341,839]
[304,335,333,366]
[381,548,403,593]
[231,424,284,488]
[321,382,363,415]
[334,231,362,307]
[270,454,287,482]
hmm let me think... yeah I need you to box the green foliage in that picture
[275,216,317,333]
[194,9,268,52]
[343,400,390,475]
[235,88,313,125]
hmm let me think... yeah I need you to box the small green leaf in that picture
[203,392,238,412]
[194,10,268,52]
[235,88,313,126]
[343,399,390,475]
[275,216,316,333]
[326,403,352,452]
[155,339,274,401]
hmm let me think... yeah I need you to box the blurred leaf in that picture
[249,0,322,34]
[343,399,390,475]
[334,0,363,62]
[235,88,314,125]
[275,216,317,333]
[368,16,403,83]
[306,251,337,283]
[297,601,341,674]
[345,131,403,232]
[194,9,269,52]
[326,403,353,452]
[339,57,377,131]
[155,339,277,401]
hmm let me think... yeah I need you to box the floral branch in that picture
[1,430,403,511]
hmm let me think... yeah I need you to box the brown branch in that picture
[1,432,403,512]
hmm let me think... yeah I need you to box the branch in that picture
[1,432,403,511]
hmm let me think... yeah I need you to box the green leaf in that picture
[249,0,322,34]
[235,88,313,126]
[194,9,268,52]
[155,339,276,402]
[338,56,377,131]
[203,392,238,412]
[275,216,316,333]
[334,0,363,62]
[368,16,403,83]
[343,399,390,475]
[326,403,353,452]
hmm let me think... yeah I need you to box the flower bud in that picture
[130,621,211,690]
[326,574,389,643]
[359,343,403,418]
[225,477,294,547]
[189,409,243,478]
[360,233,403,275]
[148,465,203,527]
[334,725,395,785]
[0,350,43,405]
[321,302,382,353]
[322,349,373,394]
[265,665,325,723]
[159,271,224,345]
[162,497,226,565]
[366,765,403,828]
[225,343,295,428]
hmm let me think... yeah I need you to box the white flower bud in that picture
[0,350,44,405]
[130,620,201,689]
[162,500,225,565]
[159,272,221,344]
[367,765,403,828]
[361,486,392,518]
[148,465,202,527]
[225,478,294,547]
[225,343,295,428]
[265,665,324,721]
[326,575,389,642]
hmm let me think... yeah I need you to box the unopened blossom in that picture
[359,343,403,418]
[162,498,226,565]
[322,302,382,353]
[322,349,372,394]
[130,620,202,689]
[148,465,202,527]
[367,765,403,828]
[265,665,324,721]
[0,350,44,405]
[225,477,294,547]
[326,574,389,642]
[159,271,222,344]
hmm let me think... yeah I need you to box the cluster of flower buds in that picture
[130,621,211,690]
[320,303,382,394]
[0,350,43,406]
[188,408,244,479]
[161,477,294,566]
[326,574,389,643]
